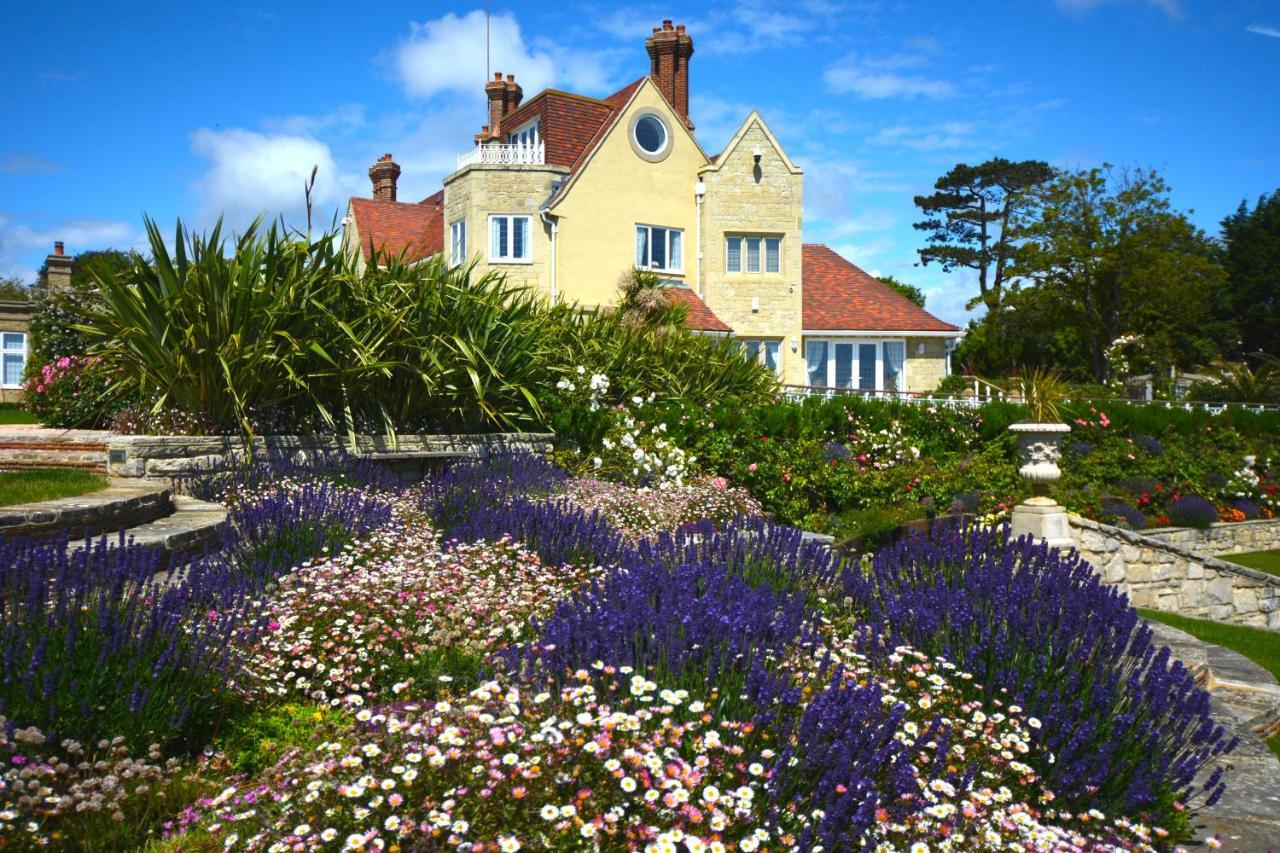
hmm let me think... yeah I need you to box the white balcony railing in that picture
[456,141,546,169]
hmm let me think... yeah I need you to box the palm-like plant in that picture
[1017,366,1071,423]
[1192,358,1280,404]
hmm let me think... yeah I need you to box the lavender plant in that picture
[842,524,1233,823]
[1167,495,1219,529]
[0,535,250,751]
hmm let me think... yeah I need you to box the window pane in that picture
[3,354,22,386]
[514,217,528,259]
[884,341,905,392]
[858,343,878,391]
[2,333,23,351]
[636,226,649,267]
[668,229,681,270]
[652,227,667,269]
[746,238,761,273]
[763,340,780,374]
[806,341,828,386]
[765,238,780,273]
[727,237,742,272]
[834,343,854,388]
[492,217,507,258]
[742,340,761,362]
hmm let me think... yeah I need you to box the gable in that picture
[802,244,960,332]
[702,111,801,177]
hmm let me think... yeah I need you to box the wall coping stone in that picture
[0,480,172,538]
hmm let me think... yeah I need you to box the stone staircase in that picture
[0,478,227,560]
[1146,620,1280,850]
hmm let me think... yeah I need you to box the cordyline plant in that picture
[843,524,1233,823]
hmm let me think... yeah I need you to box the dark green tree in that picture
[913,157,1054,311]
[1218,190,1280,357]
[876,274,926,308]
[1011,165,1229,383]
[0,276,32,301]
[28,249,132,365]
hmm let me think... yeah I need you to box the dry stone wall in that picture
[1070,516,1280,629]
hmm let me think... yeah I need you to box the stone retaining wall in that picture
[1142,518,1280,559]
[1071,516,1280,629]
[106,432,557,479]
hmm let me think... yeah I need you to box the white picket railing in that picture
[456,142,546,169]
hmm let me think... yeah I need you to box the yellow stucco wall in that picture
[549,81,706,308]
[699,116,805,384]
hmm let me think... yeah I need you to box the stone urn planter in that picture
[1008,421,1074,548]
[1008,422,1071,496]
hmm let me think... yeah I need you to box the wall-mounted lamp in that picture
[917,342,926,355]
[751,296,760,313]
[752,145,763,164]
[790,335,799,352]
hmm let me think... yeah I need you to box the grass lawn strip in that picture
[1138,607,1280,759]
[0,468,108,506]
[1221,550,1280,578]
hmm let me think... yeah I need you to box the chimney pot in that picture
[663,19,673,29]
[506,73,515,82]
[494,71,503,81]
[54,241,64,256]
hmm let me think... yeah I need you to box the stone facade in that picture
[699,117,805,385]
[1070,516,1280,629]
[443,163,569,294]
[905,337,948,394]
[0,300,34,403]
[107,432,557,479]
[1142,519,1280,559]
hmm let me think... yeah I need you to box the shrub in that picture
[21,356,126,428]
[1102,497,1148,530]
[1231,498,1262,520]
[1134,435,1165,457]
[1167,495,1219,529]
[843,525,1233,822]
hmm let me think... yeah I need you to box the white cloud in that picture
[0,154,64,174]
[1246,23,1280,39]
[393,10,611,100]
[868,122,978,151]
[824,53,954,100]
[0,214,140,282]
[1054,0,1183,18]
[188,128,358,229]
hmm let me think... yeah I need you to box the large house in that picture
[342,20,960,392]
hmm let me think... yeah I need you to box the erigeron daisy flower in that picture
[540,805,560,821]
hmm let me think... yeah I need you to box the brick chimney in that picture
[477,72,523,143]
[646,20,694,129]
[368,154,401,202]
[45,242,73,292]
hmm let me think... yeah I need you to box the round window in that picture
[633,114,668,156]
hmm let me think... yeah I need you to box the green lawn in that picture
[0,468,107,506]
[1139,607,1280,759]
[0,403,38,424]
[1221,550,1280,577]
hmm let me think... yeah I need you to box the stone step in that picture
[0,427,114,473]
[75,495,228,560]
[0,479,172,539]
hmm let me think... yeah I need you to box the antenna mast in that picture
[485,0,491,82]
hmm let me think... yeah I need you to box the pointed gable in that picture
[802,244,959,332]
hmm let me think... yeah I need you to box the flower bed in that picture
[0,453,1239,849]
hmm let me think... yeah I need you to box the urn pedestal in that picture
[1008,422,1073,549]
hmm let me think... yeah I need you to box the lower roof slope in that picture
[802,244,960,333]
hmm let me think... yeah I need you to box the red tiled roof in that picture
[569,78,645,172]
[349,191,443,263]
[500,90,617,169]
[802,244,960,332]
[665,287,731,333]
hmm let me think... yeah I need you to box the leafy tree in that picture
[876,274,926,308]
[913,157,1054,310]
[28,249,131,365]
[1218,190,1280,357]
[0,275,31,301]
[1011,165,1229,383]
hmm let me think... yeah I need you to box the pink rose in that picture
[747,463,758,472]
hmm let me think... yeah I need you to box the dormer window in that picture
[508,119,540,148]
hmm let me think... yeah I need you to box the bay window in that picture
[489,214,531,263]
[804,338,907,393]
[635,224,683,273]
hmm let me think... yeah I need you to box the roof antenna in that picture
[485,0,491,83]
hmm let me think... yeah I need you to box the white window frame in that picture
[726,234,782,274]
[635,224,684,274]
[488,214,533,264]
[737,337,783,377]
[507,119,541,148]
[1,332,27,389]
[449,219,467,266]
[803,337,907,394]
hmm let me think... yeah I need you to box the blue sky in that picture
[1,0,1278,325]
